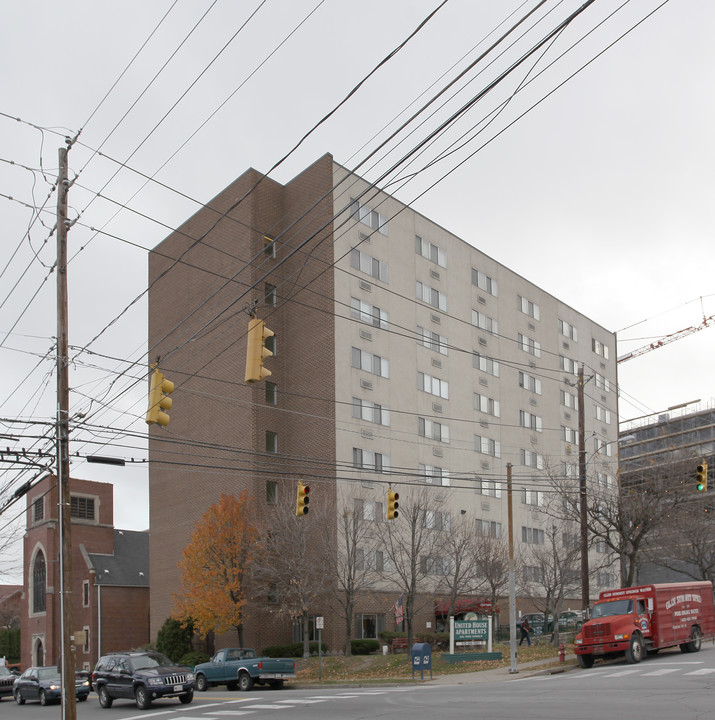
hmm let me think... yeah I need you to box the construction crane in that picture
[617,313,714,363]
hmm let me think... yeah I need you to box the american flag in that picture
[394,594,404,625]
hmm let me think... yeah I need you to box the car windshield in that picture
[38,668,61,681]
[131,653,173,671]
[591,599,633,618]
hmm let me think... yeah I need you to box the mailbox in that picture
[411,642,432,680]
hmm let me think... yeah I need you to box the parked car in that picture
[194,648,296,691]
[517,611,583,634]
[0,666,15,700]
[13,666,90,705]
[92,651,195,709]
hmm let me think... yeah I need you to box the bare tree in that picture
[473,532,510,622]
[375,484,446,647]
[322,497,380,656]
[254,485,333,658]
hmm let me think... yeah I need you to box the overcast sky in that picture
[1,0,713,581]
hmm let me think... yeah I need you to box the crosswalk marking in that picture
[641,668,679,677]
[274,699,327,704]
[602,669,643,678]
[684,668,715,676]
[237,704,290,710]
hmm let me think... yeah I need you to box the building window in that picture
[594,438,613,456]
[418,417,450,443]
[264,283,276,307]
[592,338,610,359]
[265,382,277,405]
[416,281,447,311]
[263,234,276,258]
[522,526,545,544]
[471,268,498,296]
[417,326,448,355]
[521,449,544,470]
[354,498,385,522]
[598,572,616,587]
[266,481,278,504]
[560,356,578,374]
[415,236,446,268]
[352,398,390,426]
[518,295,540,320]
[523,565,544,583]
[356,613,385,639]
[476,519,502,537]
[420,555,451,576]
[70,496,95,521]
[562,426,578,443]
[519,410,543,432]
[595,373,611,392]
[265,431,278,453]
[523,489,543,506]
[595,405,611,424]
[476,478,502,497]
[422,509,451,531]
[418,464,451,486]
[32,551,46,614]
[267,583,279,603]
[350,198,388,235]
[473,352,499,377]
[351,297,388,329]
[519,371,542,395]
[475,435,501,458]
[351,347,389,378]
[472,310,498,335]
[560,389,577,409]
[352,448,390,473]
[350,248,389,282]
[559,319,578,341]
[418,372,449,399]
[474,393,500,417]
[82,580,90,608]
[518,333,540,357]
[83,626,90,654]
[33,498,44,523]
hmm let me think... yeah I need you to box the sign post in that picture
[316,616,324,681]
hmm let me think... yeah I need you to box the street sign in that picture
[316,616,324,629]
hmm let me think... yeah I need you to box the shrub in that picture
[179,651,210,668]
[262,642,327,658]
[351,639,380,655]
[156,618,194,663]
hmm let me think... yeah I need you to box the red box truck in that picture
[574,581,715,668]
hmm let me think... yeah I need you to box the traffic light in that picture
[696,460,708,492]
[145,368,174,426]
[245,317,274,383]
[296,480,310,516]
[387,487,399,520]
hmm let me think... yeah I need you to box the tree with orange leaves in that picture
[174,492,256,646]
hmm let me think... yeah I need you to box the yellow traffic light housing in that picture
[696,460,708,492]
[296,480,310,516]
[145,368,174,426]
[245,317,274,383]
[387,487,399,520]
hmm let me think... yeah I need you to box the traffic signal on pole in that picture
[245,317,274,383]
[145,368,174,426]
[296,480,310,516]
[696,460,708,492]
[387,487,399,520]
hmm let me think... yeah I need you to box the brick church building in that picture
[21,476,149,670]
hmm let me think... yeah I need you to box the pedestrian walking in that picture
[520,617,531,646]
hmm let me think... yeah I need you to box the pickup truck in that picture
[194,649,296,692]
[574,581,715,668]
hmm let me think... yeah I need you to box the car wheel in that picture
[688,627,702,653]
[179,690,194,705]
[15,690,25,706]
[40,689,48,706]
[238,672,253,692]
[625,632,643,664]
[577,654,594,669]
[135,685,152,710]
[196,674,208,692]
[98,685,113,709]
[78,694,88,702]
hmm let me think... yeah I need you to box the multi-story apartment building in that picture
[147,154,618,650]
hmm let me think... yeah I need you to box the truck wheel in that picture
[625,633,643,664]
[238,672,253,692]
[98,685,113,709]
[577,654,594,669]
[196,674,208,692]
[687,627,702,653]
[135,685,152,710]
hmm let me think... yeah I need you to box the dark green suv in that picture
[92,651,195,710]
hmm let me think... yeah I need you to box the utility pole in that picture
[56,143,77,720]
[507,462,518,674]
[577,364,589,612]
